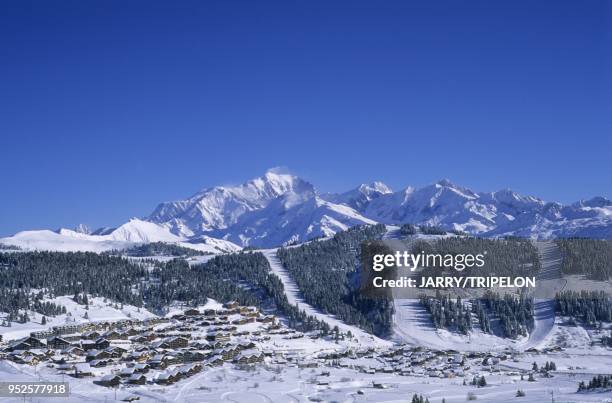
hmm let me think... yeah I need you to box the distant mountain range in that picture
[2,168,611,251]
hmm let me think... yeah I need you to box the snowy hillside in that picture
[0,295,157,342]
[0,218,240,253]
[220,194,376,247]
[148,168,314,236]
[362,180,611,239]
[323,181,393,211]
[2,168,610,251]
[148,171,610,245]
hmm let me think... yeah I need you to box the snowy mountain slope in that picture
[365,180,508,233]
[0,295,157,342]
[363,180,611,239]
[148,168,379,247]
[0,219,240,253]
[2,169,610,252]
[261,249,388,345]
[322,181,393,211]
[145,170,611,244]
[219,193,376,247]
[484,197,612,239]
[148,168,313,237]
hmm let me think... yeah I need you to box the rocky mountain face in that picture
[147,170,611,247]
[3,169,610,251]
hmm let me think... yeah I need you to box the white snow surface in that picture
[146,170,611,247]
[261,249,390,347]
[2,169,611,251]
[0,218,240,253]
[0,295,156,342]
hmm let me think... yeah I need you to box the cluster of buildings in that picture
[0,300,560,392]
[0,302,277,388]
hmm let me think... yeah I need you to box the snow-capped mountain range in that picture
[1,168,610,252]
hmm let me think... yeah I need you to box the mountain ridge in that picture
[1,168,610,251]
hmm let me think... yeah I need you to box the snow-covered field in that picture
[0,218,240,254]
[0,296,156,342]
[1,289,611,402]
[0,223,610,401]
[1,346,611,403]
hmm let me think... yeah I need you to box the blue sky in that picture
[1,0,610,236]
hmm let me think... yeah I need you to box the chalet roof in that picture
[120,367,136,375]
[236,349,262,360]
[7,340,31,349]
[47,336,69,342]
[74,363,92,372]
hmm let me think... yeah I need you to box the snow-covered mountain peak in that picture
[484,189,545,209]
[322,181,393,212]
[358,181,392,195]
[148,169,316,237]
[428,179,477,199]
[107,218,179,243]
[3,169,610,252]
[573,196,612,209]
[246,168,313,197]
[73,223,91,234]
[435,178,455,187]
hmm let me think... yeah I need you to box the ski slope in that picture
[261,249,389,347]
[527,241,564,349]
[391,231,562,351]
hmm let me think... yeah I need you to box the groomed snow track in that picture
[261,249,386,345]
[528,240,564,349]
[390,228,562,351]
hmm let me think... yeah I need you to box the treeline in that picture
[481,292,533,338]
[419,294,472,334]
[118,242,207,257]
[472,301,492,333]
[419,225,448,235]
[578,375,612,392]
[0,289,66,324]
[556,239,612,280]
[141,253,326,333]
[0,251,326,333]
[555,291,612,324]
[193,253,326,333]
[412,237,540,277]
[277,224,393,335]
[407,224,466,236]
[400,224,417,236]
[418,292,533,338]
[0,251,148,312]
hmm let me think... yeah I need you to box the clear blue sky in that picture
[1,0,610,236]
